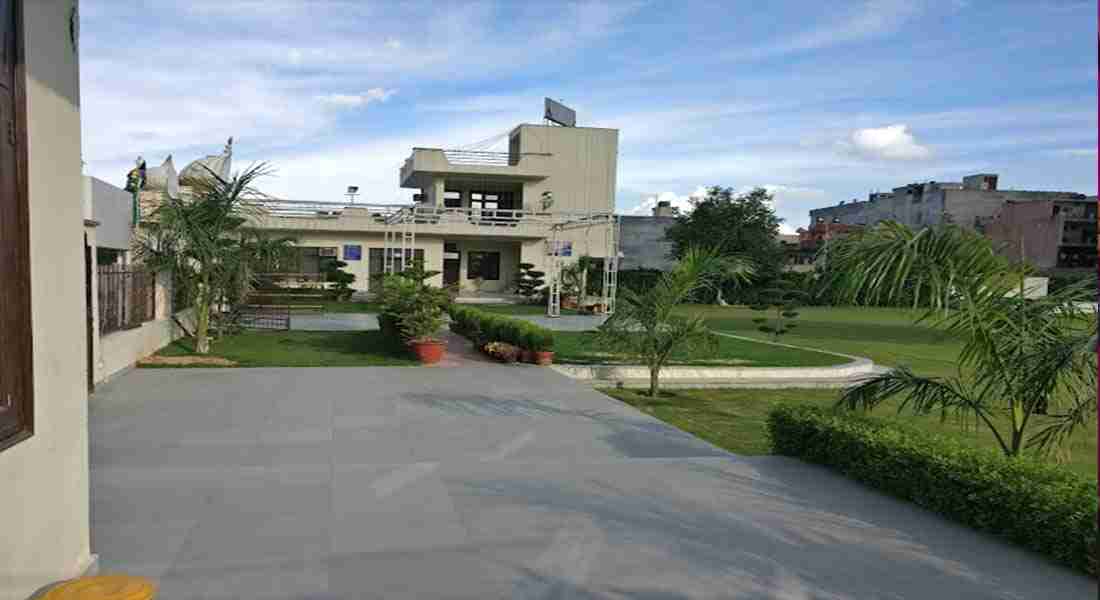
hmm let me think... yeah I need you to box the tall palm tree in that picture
[136,163,274,354]
[828,222,1096,457]
[596,247,754,396]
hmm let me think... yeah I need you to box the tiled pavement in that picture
[90,366,1094,599]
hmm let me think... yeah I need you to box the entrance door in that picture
[443,259,460,286]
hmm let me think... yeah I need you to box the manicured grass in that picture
[552,331,847,367]
[152,330,415,367]
[603,387,1098,481]
[475,303,579,316]
[678,305,963,377]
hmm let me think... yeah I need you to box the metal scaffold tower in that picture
[382,206,416,273]
[544,213,620,318]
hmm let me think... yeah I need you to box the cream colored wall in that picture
[289,233,445,291]
[515,125,618,214]
[453,239,521,293]
[0,2,94,599]
[94,271,194,384]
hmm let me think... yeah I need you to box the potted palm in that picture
[400,306,446,364]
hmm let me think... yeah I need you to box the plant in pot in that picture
[518,324,536,363]
[400,306,446,364]
[530,329,555,365]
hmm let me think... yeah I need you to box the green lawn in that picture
[603,387,1098,481]
[152,330,415,367]
[678,305,963,377]
[475,303,579,316]
[553,331,847,366]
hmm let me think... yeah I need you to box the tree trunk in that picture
[648,366,660,397]
[194,300,210,355]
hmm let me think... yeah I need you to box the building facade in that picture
[808,173,1097,272]
[1,2,97,598]
[250,122,621,297]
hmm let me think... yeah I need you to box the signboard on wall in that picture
[547,240,573,257]
[343,245,362,261]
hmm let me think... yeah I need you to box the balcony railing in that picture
[440,149,516,166]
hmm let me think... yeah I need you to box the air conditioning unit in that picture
[319,247,338,257]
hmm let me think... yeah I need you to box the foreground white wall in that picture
[0,2,94,598]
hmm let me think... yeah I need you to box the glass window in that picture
[467,251,501,280]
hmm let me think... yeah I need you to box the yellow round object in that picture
[42,575,156,600]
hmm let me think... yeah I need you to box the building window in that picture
[467,251,501,280]
[443,190,462,208]
[98,266,156,335]
[368,248,426,284]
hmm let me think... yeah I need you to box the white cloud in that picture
[725,0,925,61]
[316,88,397,108]
[626,187,709,215]
[1058,148,1098,158]
[842,124,932,160]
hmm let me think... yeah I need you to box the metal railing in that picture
[440,149,516,166]
[98,266,155,335]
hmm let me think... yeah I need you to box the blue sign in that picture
[343,245,362,261]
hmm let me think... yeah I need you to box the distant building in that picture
[807,173,1096,272]
[981,197,1098,272]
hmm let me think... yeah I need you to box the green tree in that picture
[323,259,356,301]
[664,187,784,300]
[515,262,546,301]
[828,222,1097,458]
[750,278,807,340]
[596,247,753,397]
[136,163,274,354]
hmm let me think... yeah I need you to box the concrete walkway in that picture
[90,367,1093,599]
[290,312,379,331]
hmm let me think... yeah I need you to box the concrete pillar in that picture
[431,176,446,207]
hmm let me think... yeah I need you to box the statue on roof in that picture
[180,136,234,183]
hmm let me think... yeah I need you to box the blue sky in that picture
[80,0,1097,232]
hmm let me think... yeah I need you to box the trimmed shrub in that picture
[767,405,1098,575]
[447,305,554,352]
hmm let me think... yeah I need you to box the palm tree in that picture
[828,222,1096,457]
[136,163,274,354]
[596,247,753,396]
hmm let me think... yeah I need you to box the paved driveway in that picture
[90,367,1093,599]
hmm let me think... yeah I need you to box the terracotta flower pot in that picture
[409,339,446,364]
[520,349,534,363]
[534,351,554,366]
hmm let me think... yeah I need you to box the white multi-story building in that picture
[249,120,621,310]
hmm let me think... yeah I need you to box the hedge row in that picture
[448,305,554,352]
[767,405,1097,575]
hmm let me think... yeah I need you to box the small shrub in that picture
[447,305,554,352]
[767,405,1098,575]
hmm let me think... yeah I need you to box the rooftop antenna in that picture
[345,185,360,204]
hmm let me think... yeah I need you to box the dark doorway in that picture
[443,259,460,286]
[85,237,94,393]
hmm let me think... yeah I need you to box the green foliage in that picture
[665,186,785,293]
[617,268,664,295]
[515,262,546,301]
[767,405,1098,575]
[135,163,274,354]
[447,305,554,352]
[596,247,751,396]
[377,269,451,344]
[828,222,1098,457]
[323,259,356,301]
[749,278,808,340]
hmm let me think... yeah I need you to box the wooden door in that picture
[443,259,460,286]
[0,0,31,451]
